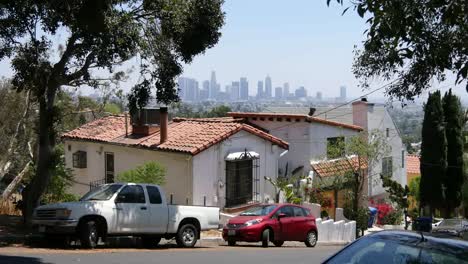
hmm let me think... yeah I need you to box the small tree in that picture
[442,89,465,217]
[408,176,421,211]
[117,162,166,185]
[420,91,447,216]
[324,130,390,236]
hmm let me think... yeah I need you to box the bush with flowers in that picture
[369,199,403,225]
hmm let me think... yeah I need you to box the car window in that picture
[146,186,162,204]
[293,206,304,217]
[302,208,310,216]
[240,205,277,216]
[325,237,468,264]
[275,206,294,217]
[116,185,145,203]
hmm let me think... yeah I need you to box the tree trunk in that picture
[23,88,57,225]
[2,161,32,200]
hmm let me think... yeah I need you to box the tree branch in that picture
[65,52,95,83]
[54,34,79,77]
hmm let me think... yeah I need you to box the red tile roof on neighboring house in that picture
[407,155,420,174]
[311,156,368,178]
[227,112,363,131]
[62,115,288,155]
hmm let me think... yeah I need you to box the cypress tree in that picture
[442,89,465,217]
[420,91,447,215]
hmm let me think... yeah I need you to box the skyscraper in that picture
[257,81,264,99]
[265,75,272,98]
[316,91,322,101]
[295,86,307,98]
[178,77,198,101]
[200,80,210,101]
[210,71,218,99]
[283,82,290,99]
[275,87,283,100]
[239,77,249,100]
[230,81,240,101]
[340,86,347,101]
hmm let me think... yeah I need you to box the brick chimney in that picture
[159,107,168,144]
[352,97,369,130]
[131,107,168,140]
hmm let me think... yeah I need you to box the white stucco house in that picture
[227,112,363,178]
[265,98,407,200]
[62,107,288,209]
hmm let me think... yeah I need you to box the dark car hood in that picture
[228,215,266,225]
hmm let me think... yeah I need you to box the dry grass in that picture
[0,200,21,216]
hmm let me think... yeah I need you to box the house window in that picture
[386,128,390,138]
[327,137,345,159]
[225,151,260,208]
[382,157,393,177]
[72,151,87,168]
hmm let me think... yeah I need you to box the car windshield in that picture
[438,219,462,227]
[80,184,123,201]
[240,205,277,216]
[325,236,468,264]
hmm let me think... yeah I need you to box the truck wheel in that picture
[304,230,317,247]
[176,224,198,248]
[261,229,270,248]
[227,239,236,246]
[141,236,161,248]
[80,220,99,249]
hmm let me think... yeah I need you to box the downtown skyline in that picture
[178,70,348,103]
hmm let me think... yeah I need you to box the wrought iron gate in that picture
[225,150,260,207]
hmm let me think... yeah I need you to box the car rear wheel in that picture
[273,241,284,247]
[261,229,270,248]
[304,230,317,247]
[227,239,236,246]
[176,224,198,248]
[80,220,99,249]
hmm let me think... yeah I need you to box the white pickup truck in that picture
[32,183,220,248]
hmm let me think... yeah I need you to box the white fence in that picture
[302,202,356,244]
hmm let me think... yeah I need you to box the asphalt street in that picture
[0,243,342,264]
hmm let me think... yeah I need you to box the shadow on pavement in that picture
[0,255,51,264]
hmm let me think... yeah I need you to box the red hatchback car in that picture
[222,204,317,248]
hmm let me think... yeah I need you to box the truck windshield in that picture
[240,205,277,216]
[80,184,123,201]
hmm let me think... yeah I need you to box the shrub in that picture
[117,162,166,185]
[370,201,403,225]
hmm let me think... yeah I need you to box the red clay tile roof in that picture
[311,156,368,177]
[62,115,288,155]
[407,155,420,175]
[227,112,363,131]
[172,117,244,123]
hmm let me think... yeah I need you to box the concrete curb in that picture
[199,237,349,246]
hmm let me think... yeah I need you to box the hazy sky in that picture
[0,0,465,101]
[182,0,368,98]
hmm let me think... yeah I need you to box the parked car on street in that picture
[32,183,220,248]
[322,230,468,264]
[432,218,468,240]
[222,204,317,248]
